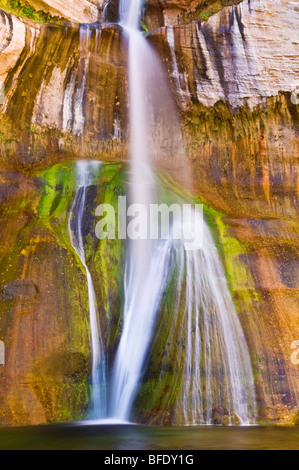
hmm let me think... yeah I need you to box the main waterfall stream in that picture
[69,0,256,425]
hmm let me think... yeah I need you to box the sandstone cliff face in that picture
[0,1,297,154]
[144,0,244,29]
[0,10,27,83]
[0,162,126,426]
[154,0,299,109]
[157,0,299,424]
[0,10,127,170]
[0,0,298,426]
[25,0,104,23]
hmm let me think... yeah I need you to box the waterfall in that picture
[107,0,256,424]
[119,0,141,29]
[172,222,256,425]
[69,161,106,418]
[109,0,172,421]
[67,0,256,425]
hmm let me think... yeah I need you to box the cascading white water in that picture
[66,0,256,424]
[101,2,109,23]
[109,0,173,421]
[170,219,256,425]
[107,0,256,424]
[119,0,141,29]
[69,161,106,418]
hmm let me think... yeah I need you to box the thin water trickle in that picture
[69,161,106,419]
[63,26,92,135]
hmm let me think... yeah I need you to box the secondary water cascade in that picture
[69,161,107,418]
[69,0,256,425]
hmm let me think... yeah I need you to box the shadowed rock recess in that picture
[0,0,298,426]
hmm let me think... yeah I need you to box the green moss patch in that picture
[0,1,64,23]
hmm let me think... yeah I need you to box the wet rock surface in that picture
[0,0,298,425]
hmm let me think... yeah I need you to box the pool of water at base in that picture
[0,424,298,450]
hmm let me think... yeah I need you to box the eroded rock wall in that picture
[25,0,103,23]
[0,168,91,425]
[0,0,298,425]
[0,10,128,170]
[152,0,299,109]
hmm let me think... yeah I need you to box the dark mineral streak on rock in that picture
[0,11,13,53]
